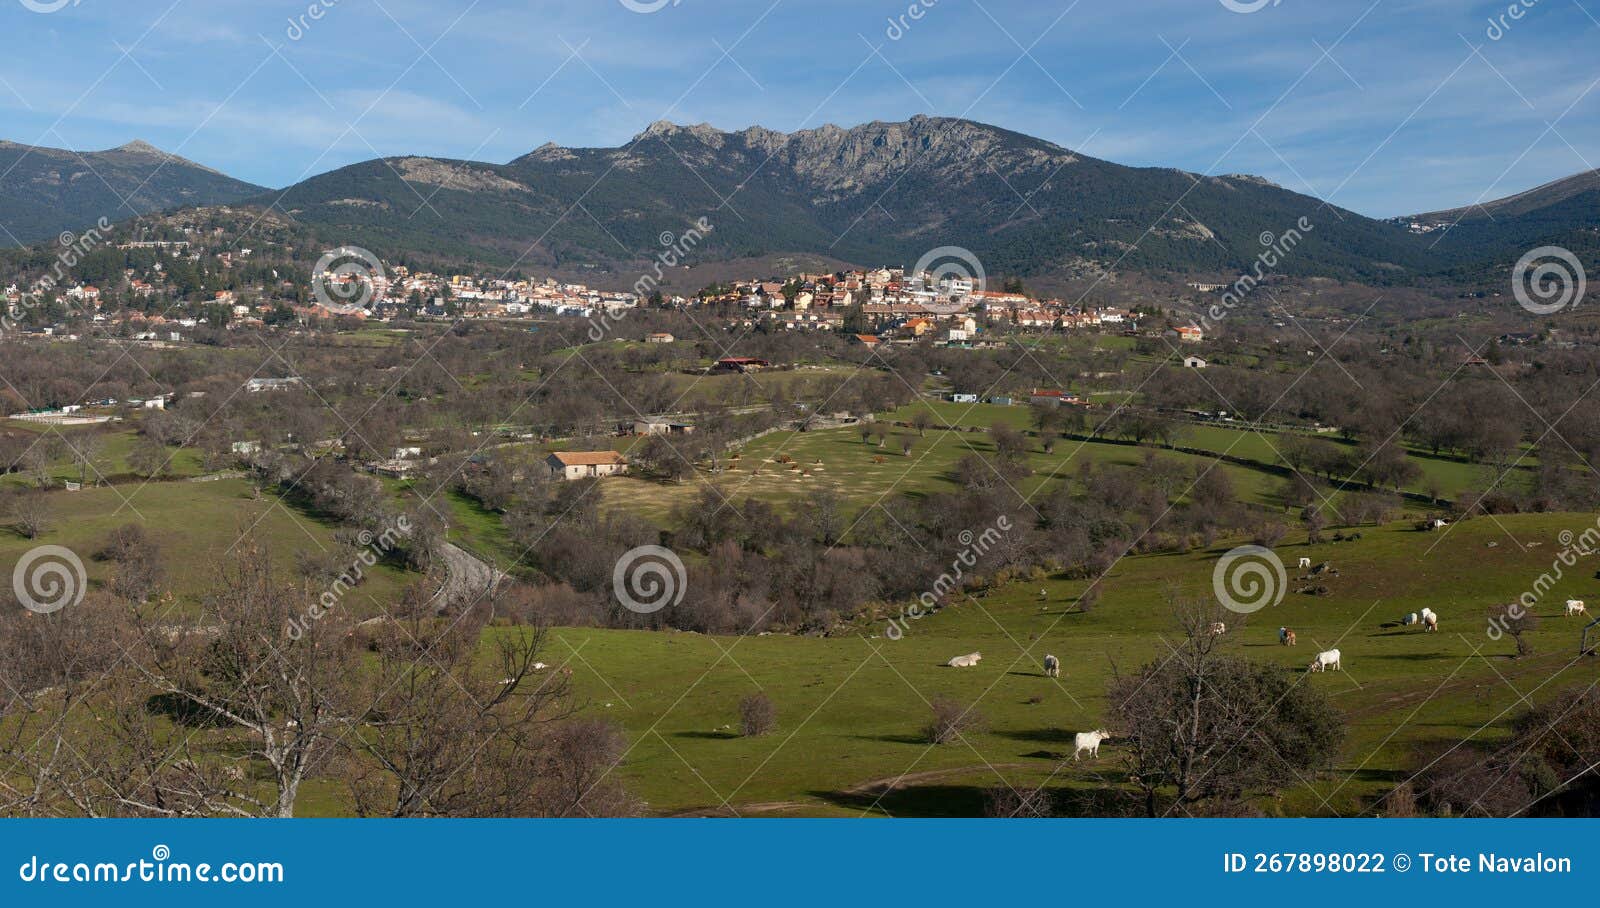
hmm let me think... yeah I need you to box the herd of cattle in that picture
[934,578,1593,762]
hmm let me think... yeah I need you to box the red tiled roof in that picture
[548,451,627,467]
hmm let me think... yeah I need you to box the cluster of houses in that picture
[4,253,648,338]
[9,393,169,426]
[701,267,1142,344]
[7,243,1219,350]
[285,268,644,324]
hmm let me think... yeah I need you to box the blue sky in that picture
[2,0,1596,217]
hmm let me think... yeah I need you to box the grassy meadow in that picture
[0,477,416,618]
[532,513,1600,816]
[4,398,1590,818]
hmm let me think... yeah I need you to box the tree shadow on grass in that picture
[851,733,930,745]
[146,692,227,728]
[993,727,1076,744]
[812,783,990,817]
[814,781,1140,817]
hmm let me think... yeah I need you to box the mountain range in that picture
[0,139,265,246]
[259,115,1437,282]
[1,117,1593,285]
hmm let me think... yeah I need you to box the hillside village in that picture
[4,231,1157,347]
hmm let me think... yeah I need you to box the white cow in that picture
[1566,600,1588,617]
[1401,612,1419,626]
[1422,612,1439,632]
[947,652,982,668]
[1309,649,1342,673]
[1043,654,1061,678]
[1298,557,1312,569]
[1073,729,1111,761]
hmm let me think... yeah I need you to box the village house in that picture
[714,357,770,373]
[632,420,695,437]
[245,377,305,393]
[546,451,629,481]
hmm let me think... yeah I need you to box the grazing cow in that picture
[1279,627,1297,646]
[1401,612,1419,626]
[1043,654,1061,678]
[1298,557,1312,569]
[1309,649,1342,672]
[1207,621,1227,636]
[1567,600,1588,617]
[947,652,982,668]
[1073,729,1111,761]
[1422,612,1439,632]
[1420,607,1436,627]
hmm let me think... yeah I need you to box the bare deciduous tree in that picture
[127,436,172,480]
[1108,594,1344,816]
[96,523,166,604]
[5,489,52,539]
[346,595,638,818]
[65,432,107,486]
[130,543,360,817]
[1487,602,1540,658]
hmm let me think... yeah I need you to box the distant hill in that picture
[0,139,265,246]
[1404,169,1600,276]
[260,116,1441,282]
[1415,169,1600,224]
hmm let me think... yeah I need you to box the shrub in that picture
[924,696,984,745]
[984,785,1056,817]
[739,693,776,737]
[1251,521,1288,547]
